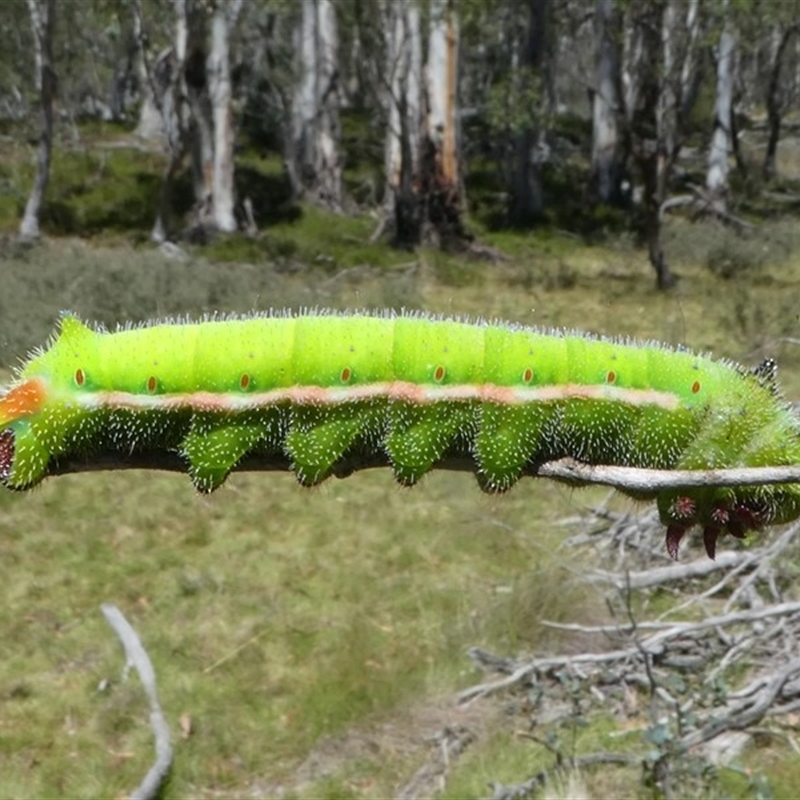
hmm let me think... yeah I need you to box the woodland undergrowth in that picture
[432,510,800,800]
[53,504,800,800]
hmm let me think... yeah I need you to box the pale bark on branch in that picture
[102,603,172,800]
[42,453,800,495]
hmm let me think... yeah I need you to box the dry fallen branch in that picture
[396,725,476,800]
[488,752,637,800]
[102,604,172,800]
[459,600,800,706]
[589,550,746,591]
[460,514,800,794]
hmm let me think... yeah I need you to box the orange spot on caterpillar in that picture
[522,367,534,384]
[434,366,446,383]
[239,373,251,391]
[606,370,617,384]
[0,379,47,425]
[340,367,352,384]
[147,376,158,394]
[691,381,701,394]
[75,368,86,387]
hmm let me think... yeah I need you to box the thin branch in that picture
[42,452,800,493]
[534,459,800,491]
[102,604,172,800]
[459,601,800,706]
[588,550,746,591]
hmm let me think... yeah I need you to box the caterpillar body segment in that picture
[2,311,800,559]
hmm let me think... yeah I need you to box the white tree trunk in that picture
[131,0,166,142]
[292,0,342,209]
[656,0,678,202]
[293,0,317,179]
[707,2,735,201]
[315,0,341,208]
[20,0,56,240]
[207,0,243,232]
[679,0,701,120]
[151,0,191,242]
[186,16,214,215]
[426,0,459,189]
[621,7,643,125]
[384,0,422,214]
[590,0,622,203]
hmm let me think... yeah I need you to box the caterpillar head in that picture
[658,487,797,560]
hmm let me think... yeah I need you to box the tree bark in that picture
[706,2,735,207]
[151,0,192,243]
[508,0,547,227]
[627,2,677,290]
[19,0,56,241]
[291,0,342,210]
[131,0,167,143]
[383,0,422,244]
[763,23,800,181]
[208,0,243,232]
[589,0,623,205]
[422,0,466,248]
[678,0,702,128]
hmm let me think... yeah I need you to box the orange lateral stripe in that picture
[0,379,46,425]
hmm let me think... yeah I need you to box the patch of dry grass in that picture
[2,217,800,796]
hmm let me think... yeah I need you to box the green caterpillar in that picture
[2,311,799,559]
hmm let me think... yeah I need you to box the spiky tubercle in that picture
[2,311,800,560]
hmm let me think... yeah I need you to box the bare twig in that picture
[44,452,800,493]
[459,602,800,706]
[589,550,746,591]
[468,509,800,793]
[102,604,172,800]
[534,459,800,492]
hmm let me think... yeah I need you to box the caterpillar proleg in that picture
[2,311,799,559]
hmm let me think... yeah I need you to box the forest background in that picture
[5,0,800,798]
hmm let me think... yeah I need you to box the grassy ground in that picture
[2,124,800,797]
[1,227,800,798]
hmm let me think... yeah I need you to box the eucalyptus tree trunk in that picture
[291,0,342,210]
[678,0,702,127]
[763,23,800,180]
[625,1,676,290]
[183,3,214,219]
[423,0,465,247]
[19,0,56,240]
[383,0,422,244]
[381,0,466,248]
[621,7,643,125]
[149,0,244,240]
[646,0,681,290]
[656,0,678,206]
[590,0,623,205]
[706,3,736,208]
[131,0,166,142]
[508,0,547,227]
[208,0,243,232]
[151,0,192,242]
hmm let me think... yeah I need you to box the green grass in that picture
[3,126,800,794]
[0,467,597,797]
[3,226,800,796]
